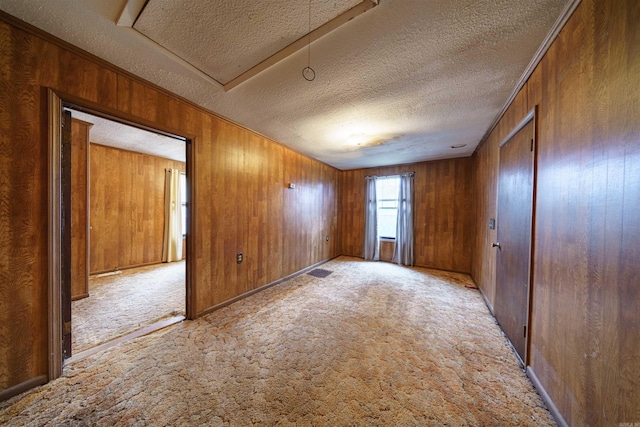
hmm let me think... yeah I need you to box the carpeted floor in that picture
[1,257,554,426]
[72,261,186,353]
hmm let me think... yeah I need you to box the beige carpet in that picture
[72,261,185,353]
[1,257,554,426]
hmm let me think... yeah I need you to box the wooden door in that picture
[71,119,91,300]
[61,109,73,359]
[494,115,535,364]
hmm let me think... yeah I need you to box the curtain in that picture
[362,176,380,261]
[393,172,414,266]
[162,168,183,262]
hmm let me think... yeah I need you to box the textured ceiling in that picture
[0,0,571,170]
[70,110,186,162]
[133,0,363,84]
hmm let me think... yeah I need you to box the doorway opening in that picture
[47,90,195,378]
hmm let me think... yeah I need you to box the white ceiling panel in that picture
[133,0,363,84]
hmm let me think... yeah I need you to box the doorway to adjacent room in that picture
[47,90,195,377]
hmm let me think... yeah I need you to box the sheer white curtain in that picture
[162,168,183,262]
[393,172,414,266]
[362,176,380,261]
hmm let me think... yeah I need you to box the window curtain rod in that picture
[365,172,415,179]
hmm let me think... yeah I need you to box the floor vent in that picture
[307,268,333,278]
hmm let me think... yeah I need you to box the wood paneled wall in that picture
[89,144,185,273]
[0,16,340,394]
[193,120,339,308]
[71,119,91,299]
[472,0,640,424]
[340,158,474,273]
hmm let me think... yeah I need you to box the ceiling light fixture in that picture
[302,0,316,81]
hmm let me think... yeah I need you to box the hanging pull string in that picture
[307,0,311,67]
[302,0,315,81]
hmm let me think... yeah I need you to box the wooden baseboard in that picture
[413,264,472,276]
[71,293,89,301]
[346,255,472,276]
[527,366,568,427]
[477,286,494,315]
[0,375,47,402]
[90,261,164,276]
[197,257,338,318]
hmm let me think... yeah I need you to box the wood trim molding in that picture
[527,367,568,427]
[85,118,91,302]
[90,261,163,277]
[412,264,473,276]
[71,293,89,301]
[47,89,63,381]
[477,285,495,315]
[0,375,48,402]
[348,257,473,276]
[185,137,197,320]
[499,107,536,148]
[476,0,582,152]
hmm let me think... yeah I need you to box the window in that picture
[376,176,400,239]
[180,172,187,237]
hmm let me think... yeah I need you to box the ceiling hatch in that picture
[125,0,377,90]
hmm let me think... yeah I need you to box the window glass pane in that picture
[377,177,399,199]
[180,173,187,202]
[376,177,400,238]
[378,209,397,238]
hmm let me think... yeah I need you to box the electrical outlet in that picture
[237,253,243,264]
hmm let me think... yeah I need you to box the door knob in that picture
[492,242,501,249]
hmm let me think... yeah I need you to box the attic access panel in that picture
[132,0,365,86]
